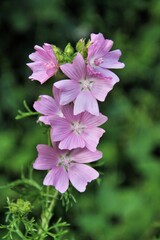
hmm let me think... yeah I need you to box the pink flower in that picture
[50,104,107,152]
[33,86,63,125]
[33,144,101,193]
[55,53,116,116]
[27,43,58,84]
[87,33,125,80]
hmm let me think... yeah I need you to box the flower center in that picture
[58,154,73,170]
[70,121,85,135]
[44,61,56,70]
[94,57,104,66]
[79,79,93,91]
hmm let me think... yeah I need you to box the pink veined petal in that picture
[59,133,85,150]
[90,33,104,42]
[93,67,120,85]
[28,71,49,84]
[74,90,99,116]
[83,127,105,152]
[68,163,99,192]
[55,80,80,105]
[27,62,44,71]
[91,77,115,101]
[46,68,56,77]
[43,43,57,62]
[33,95,59,116]
[29,48,49,62]
[27,43,58,84]
[60,53,86,81]
[50,118,71,141]
[55,80,77,91]
[35,44,57,63]
[38,116,50,125]
[81,112,108,127]
[52,85,61,104]
[33,144,58,170]
[100,50,125,69]
[43,167,69,193]
[71,148,102,163]
[88,33,113,59]
[62,104,82,122]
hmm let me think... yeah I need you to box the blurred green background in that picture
[0,0,160,239]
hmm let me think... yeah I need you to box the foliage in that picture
[0,175,69,240]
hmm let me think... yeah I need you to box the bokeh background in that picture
[0,0,160,239]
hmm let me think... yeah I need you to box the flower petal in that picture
[55,80,80,105]
[43,167,69,193]
[88,33,113,59]
[71,148,102,163]
[33,95,59,116]
[81,112,108,127]
[74,91,99,116]
[38,116,50,125]
[60,53,86,81]
[52,86,61,104]
[68,163,99,192]
[101,50,125,69]
[83,127,105,152]
[50,118,71,142]
[28,71,49,84]
[91,77,115,101]
[33,144,58,170]
[59,133,85,150]
[62,104,82,122]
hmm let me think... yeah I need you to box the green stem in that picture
[37,190,59,240]
[0,179,41,191]
[15,111,39,120]
[16,227,28,240]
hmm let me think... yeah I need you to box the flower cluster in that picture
[27,33,124,193]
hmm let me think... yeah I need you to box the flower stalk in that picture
[37,190,59,240]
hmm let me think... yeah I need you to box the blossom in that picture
[33,144,102,193]
[27,43,58,84]
[87,33,125,80]
[55,53,116,116]
[33,86,63,125]
[50,104,107,152]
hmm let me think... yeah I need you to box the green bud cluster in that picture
[8,198,31,216]
[52,39,91,67]
[76,38,91,59]
[52,43,75,65]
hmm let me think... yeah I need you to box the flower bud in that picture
[76,38,85,52]
[64,43,74,56]
[76,38,89,59]
[8,199,31,216]
[52,45,64,63]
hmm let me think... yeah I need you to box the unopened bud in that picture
[52,45,64,63]
[76,38,85,52]
[64,43,74,56]
[9,199,31,216]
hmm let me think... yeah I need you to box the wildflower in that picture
[55,53,114,116]
[27,43,58,84]
[87,33,125,80]
[33,86,63,125]
[50,104,107,152]
[33,144,102,193]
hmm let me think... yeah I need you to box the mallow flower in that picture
[33,144,102,193]
[27,43,58,84]
[49,104,107,152]
[55,53,116,116]
[33,86,63,125]
[87,33,125,80]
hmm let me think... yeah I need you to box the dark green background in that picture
[0,0,160,239]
